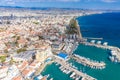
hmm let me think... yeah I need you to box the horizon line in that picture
[0,6,120,11]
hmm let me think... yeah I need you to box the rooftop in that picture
[14,51,36,61]
[58,52,68,60]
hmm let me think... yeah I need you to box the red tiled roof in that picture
[12,75,23,80]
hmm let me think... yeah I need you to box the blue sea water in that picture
[73,44,120,80]
[41,63,73,80]
[73,12,120,80]
[77,12,120,48]
[36,12,120,80]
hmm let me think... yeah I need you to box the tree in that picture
[0,56,6,64]
[4,49,8,53]
[66,18,78,34]
[16,36,20,40]
[33,21,39,25]
[17,48,27,53]
[10,58,14,65]
[39,36,44,40]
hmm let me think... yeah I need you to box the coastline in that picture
[75,13,120,63]
[72,13,120,80]
[34,15,93,80]
[34,61,54,76]
[35,12,120,80]
[35,13,102,79]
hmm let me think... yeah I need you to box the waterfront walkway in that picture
[72,54,106,69]
[69,42,78,55]
[54,55,96,80]
[34,61,53,76]
[34,63,47,76]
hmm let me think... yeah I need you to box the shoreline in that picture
[33,61,54,79]
[34,14,100,79]
[34,12,116,79]
[75,14,120,63]
[39,13,120,80]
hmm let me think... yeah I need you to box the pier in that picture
[83,41,115,50]
[84,37,103,40]
[69,42,78,55]
[83,41,120,63]
[54,55,96,80]
[72,54,106,69]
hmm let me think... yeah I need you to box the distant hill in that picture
[0,6,120,12]
[0,6,88,10]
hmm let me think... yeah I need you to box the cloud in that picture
[1,0,81,5]
[80,0,117,3]
[101,0,117,3]
[3,0,118,3]
[3,0,15,5]
[10,0,80,2]
[1,0,118,4]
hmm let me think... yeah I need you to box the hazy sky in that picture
[0,0,120,9]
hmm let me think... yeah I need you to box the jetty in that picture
[54,55,96,80]
[69,42,78,55]
[72,54,106,69]
[83,41,113,49]
[84,37,103,40]
[83,41,120,63]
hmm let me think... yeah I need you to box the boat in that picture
[66,70,71,74]
[45,74,50,78]
[37,74,43,80]
[50,78,53,80]
[70,72,75,78]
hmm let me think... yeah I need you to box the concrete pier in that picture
[83,41,120,62]
[54,55,96,80]
[72,54,106,69]
[84,37,103,40]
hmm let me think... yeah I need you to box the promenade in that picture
[54,55,96,80]
[72,54,106,69]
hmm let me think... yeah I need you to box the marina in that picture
[34,12,120,80]
[73,43,120,80]
[54,55,96,80]
[0,2,120,80]
[33,13,120,80]
[40,63,73,80]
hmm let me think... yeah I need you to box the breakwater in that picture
[83,41,120,63]
[72,54,105,69]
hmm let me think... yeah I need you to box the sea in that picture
[35,12,120,80]
[78,12,120,48]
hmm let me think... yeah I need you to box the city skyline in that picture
[0,0,120,10]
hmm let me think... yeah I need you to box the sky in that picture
[0,0,120,10]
